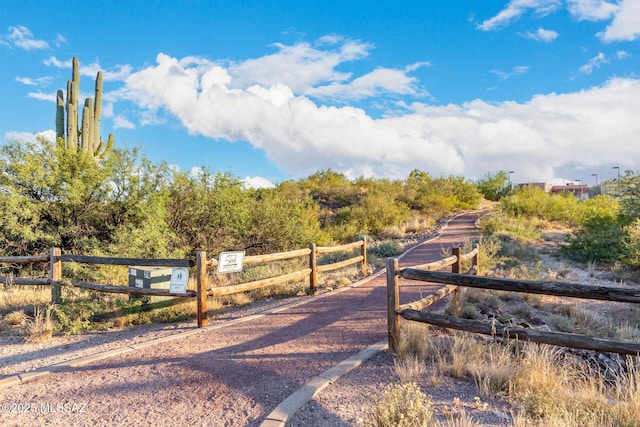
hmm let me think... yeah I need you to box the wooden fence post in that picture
[451,247,462,316]
[309,243,318,295]
[196,251,208,328]
[50,247,62,304]
[386,257,400,353]
[360,236,367,277]
[473,243,480,274]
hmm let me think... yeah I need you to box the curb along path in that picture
[0,213,481,427]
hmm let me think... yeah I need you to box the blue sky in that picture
[1,0,639,188]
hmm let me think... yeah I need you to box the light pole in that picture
[591,173,599,195]
[613,166,620,195]
[508,171,514,191]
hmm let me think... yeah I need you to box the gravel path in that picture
[0,213,482,427]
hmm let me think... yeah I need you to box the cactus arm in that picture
[67,100,78,151]
[99,133,114,159]
[94,71,102,152]
[81,103,90,152]
[56,90,65,141]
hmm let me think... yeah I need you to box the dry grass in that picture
[394,355,426,384]
[22,305,55,343]
[399,328,640,426]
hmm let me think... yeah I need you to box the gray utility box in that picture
[128,266,172,290]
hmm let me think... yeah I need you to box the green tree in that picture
[166,169,251,255]
[402,169,481,216]
[0,137,176,258]
[0,138,111,254]
[244,183,328,253]
[477,171,510,201]
[617,170,640,220]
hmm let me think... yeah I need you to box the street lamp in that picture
[591,173,599,195]
[613,166,620,195]
[508,171,514,191]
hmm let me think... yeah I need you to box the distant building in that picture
[550,184,590,200]
[516,182,590,200]
[526,182,553,193]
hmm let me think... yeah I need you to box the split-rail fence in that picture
[386,246,640,356]
[0,238,367,328]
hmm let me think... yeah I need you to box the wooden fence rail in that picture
[197,237,367,324]
[1,238,368,328]
[386,244,478,353]
[387,247,640,356]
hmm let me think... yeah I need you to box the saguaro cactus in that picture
[55,57,114,160]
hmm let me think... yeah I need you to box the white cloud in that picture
[27,91,56,102]
[5,130,55,144]
[53,34,66,47]
[243,176,275,189]
[120,51,640,183]
[579,52,608,73]
[479,0,638,42]
[478,0,562,31]
[44,56,133,81]
[43,56,71,68]
[15,76,53,86]
[491,65,531,80]
[228,39,372,93]
[103,103,114,118]
[616,50,629,59]
[305,66,425,100]
[598,0,640,41]
[3,25,49,50]
[522,28,559,42]
[113,114,136,129]
[567,0,619,21]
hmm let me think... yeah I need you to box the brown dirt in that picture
[0,213,493,427]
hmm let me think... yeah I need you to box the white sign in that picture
[217,251,245,273]
[169,267,189,294]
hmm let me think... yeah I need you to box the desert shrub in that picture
[623,218,640,268]
[500,185,550,219]
[565,215,626,263]
[368,240,404,259]
[366,383,433,427]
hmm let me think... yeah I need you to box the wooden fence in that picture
[386,248,640,356]
[0,238,367,328]
[196,239,366,326]
[386,244,479,353]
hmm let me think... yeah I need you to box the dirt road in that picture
[0,213,481,427]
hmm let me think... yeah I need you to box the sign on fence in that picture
[217,251,245,274]
[170,267,189,294]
